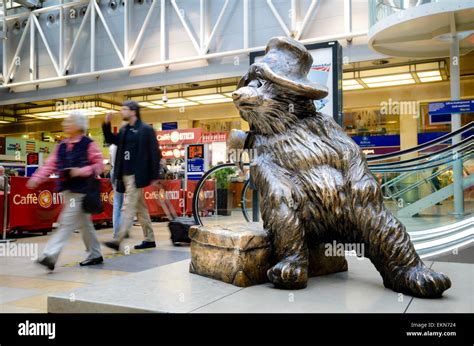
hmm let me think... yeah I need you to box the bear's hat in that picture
[239,36,328,100]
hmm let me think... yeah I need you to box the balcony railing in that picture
[369,0,447,27]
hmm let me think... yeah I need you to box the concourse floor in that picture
[0,209,472,313]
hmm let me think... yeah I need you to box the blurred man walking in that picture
[102,101,161,251]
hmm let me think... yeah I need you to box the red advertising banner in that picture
[156,128,203,145]
[8,177,64,230]
[5,177,210,232]
[92,179,114,223]
[144,180,184,218]
[185,180,216,216]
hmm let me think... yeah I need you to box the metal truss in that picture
[0,0,367,89]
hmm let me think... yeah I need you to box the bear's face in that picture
[233,66,316,136]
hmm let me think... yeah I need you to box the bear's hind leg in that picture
[355,205,451,298]
[265,204,308,289]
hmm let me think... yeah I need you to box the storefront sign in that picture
[25,140,36,153]
[351,135,400,148]
[156,128,203,145]
[201,132,228,143]
[428,99,474,116]
[186,144,206,181]
[162,122,178,130]
[6,138,24,157]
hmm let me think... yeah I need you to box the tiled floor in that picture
[1,209,472,313]
[0,222,186,313]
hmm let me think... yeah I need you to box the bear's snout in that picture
[232,86,262,108]
[231,91,242,101]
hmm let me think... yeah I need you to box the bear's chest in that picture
[253,131,344,172]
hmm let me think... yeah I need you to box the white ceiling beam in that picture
[171,0,200,54]
[32,14,61,76]
[94,0,126,67]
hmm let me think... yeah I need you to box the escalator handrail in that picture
[370,145,473,171]
[368,136,473,168]
[366,121,473,162]
[371,151,473,173]
[374,149,472,172]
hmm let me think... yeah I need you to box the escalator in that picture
[192,122,473,259]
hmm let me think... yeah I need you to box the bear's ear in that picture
[237,72,251,89]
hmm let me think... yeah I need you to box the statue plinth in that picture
[189,223,271,287]
[189,223,348,287]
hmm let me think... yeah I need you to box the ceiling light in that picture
[35,111,65,116]
[342,79,360,86]
[81,110,104,116]
[88,107,108,112]
[419,76,443,83]
[187,94,226,101]
[22,114,44,118]
[0,120,11,124]
[343,85,364,90]
[165,102,199,108]
[153,98,188,105]
[198,98,234,104]
[361,73,413,84]
[48,114,69,119]
[138,102,155,107]
[366,79,415,88]
[417,70,440,78]
[147,105,166,109]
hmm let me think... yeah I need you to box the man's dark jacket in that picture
[102,120,161,193]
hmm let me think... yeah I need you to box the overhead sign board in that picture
[428,100,474,116]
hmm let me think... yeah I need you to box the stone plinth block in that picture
[189,223,271,287]
[189,222,348,287]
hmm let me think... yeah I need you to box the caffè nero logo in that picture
[100,191,114,205]
[144,190,180,200]
[13,191,63,208]
[157,131,196,143]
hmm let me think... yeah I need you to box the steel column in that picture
[450,33,464,216]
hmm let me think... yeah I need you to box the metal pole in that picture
[251,188,259,222]
[29,13,35,81]
[59,0,63,73]
[124,0,128,64]
[90,0,95,72]
[160,0,166,61]
[2,0,7,81]
[450,33,464,216]
[243,0,248,49]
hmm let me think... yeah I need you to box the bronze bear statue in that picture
[231,37,451,298]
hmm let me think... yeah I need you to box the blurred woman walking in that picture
[27,110,105,271]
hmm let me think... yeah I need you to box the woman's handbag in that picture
[82,177,104,214]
